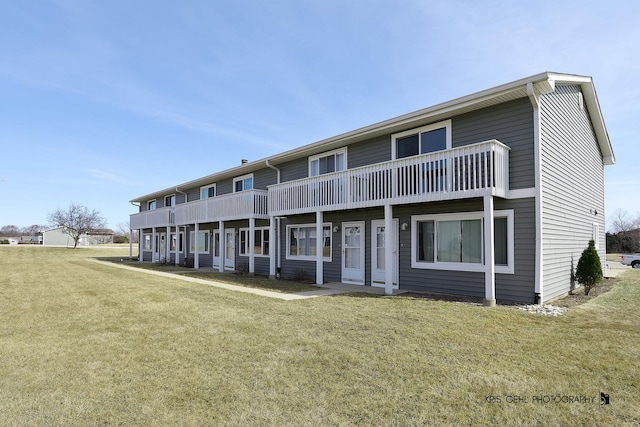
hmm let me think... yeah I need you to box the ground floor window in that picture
[239,227,269,257]
[286,223,332,260]
[143,233,152,251]
[411,210,514,273]
[170,232,184,252]
[189,230,210,254]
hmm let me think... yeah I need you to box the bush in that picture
[0,239,8,244]
[574,240,603,295]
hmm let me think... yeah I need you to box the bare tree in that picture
[610,209,633,233]
[0,225,20,237]
[47,204,107,248]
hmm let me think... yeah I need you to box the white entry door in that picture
[157,233,166,263]
[224,229,235,271]
[212,230,221,269]
[342,221,365,285]
[371,219,399,289]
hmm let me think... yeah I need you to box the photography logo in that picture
[600,392,610,405]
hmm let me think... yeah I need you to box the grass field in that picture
[1,245,639,426]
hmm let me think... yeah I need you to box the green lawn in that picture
[1,246,638,426]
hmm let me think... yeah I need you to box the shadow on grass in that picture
[93,257,322,294]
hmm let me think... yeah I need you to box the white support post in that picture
[484,195,496,306]
[316,211,323,285]
[175,226,180,266]
[219,221,225,273]
[269,217,276,278]
[129,229,133,260]
[139,230,143,262]
[151,227,157,263]
[166,226,170,263]
[384,204,394,295]
[249,218,255,274]
[194,223,200,269]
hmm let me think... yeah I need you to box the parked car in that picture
[620,254,640,268]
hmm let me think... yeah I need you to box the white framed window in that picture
[286,223,332,261]
[392,120,452,160]
[592,223,600,249]
[309,147,347,176]
[411,210,514,274]
[165,194,175,207]
[234,174,253,192]
[170,232,184,252]
[189,230,210,254]
[200,184,216,200]
[147,200,156,211]
[239,227,270,257]
[143,233,152,251]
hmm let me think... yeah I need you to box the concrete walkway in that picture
[86,259,394,301]
[604,261,632,278]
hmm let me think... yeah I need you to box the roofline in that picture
[130,71,614,202]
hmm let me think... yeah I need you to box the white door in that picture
[371,219,399,289]
[342,221,365,284]
[212,230,221,268]
[224,229,235,271]
[157,233,166,263]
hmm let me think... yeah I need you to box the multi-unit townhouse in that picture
[129,72,615,304]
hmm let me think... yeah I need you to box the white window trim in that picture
[170,232,184,253]
[308,147,348,176]
[592,222,600,249]
[239,227,270,258]
[147,199,157,211]
[165,194,176,208]
[391,119,452,160]
[410,210,514,274]
[200,184,216,200]
[189,230,210,254]
[286,223,332,261]
[233,174,254,192]
[143,233,152,251]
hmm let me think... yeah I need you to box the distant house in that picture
[42,227,114,246]
[129,72,614,304]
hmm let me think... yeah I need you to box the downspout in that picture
[129,202,140,261]
[527,82,543,304]
[265,160,282,277]
[265,159,281,184]
[175,187,187,265]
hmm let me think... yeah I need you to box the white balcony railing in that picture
[130,206,175,229]
[269,140,510,216]
[175,189,269,225]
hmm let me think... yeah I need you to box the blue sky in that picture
[1,0,638,232]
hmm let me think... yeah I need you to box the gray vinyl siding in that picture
[280,157,309,182]
[540,84,606,302]
[277,198,535,302]
[453,97,535,190]
[347,135,391,168]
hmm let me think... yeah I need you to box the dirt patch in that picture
[550,277,617,308]
[397,277,618,309]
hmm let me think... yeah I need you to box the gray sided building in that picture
[129,72,614,304]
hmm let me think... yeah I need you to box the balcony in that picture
[269,140,510,216]
[174,189,269,225]
[130,206,174,229]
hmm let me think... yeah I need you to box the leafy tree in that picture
[47,204,107,248]
[574,240,603,295]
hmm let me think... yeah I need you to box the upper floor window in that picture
[200,184,216,200]
[234,174,253,192]
[309,148,346,176]
[392,120,451,159]
[165,194,175,207]
[147,200,156,211]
